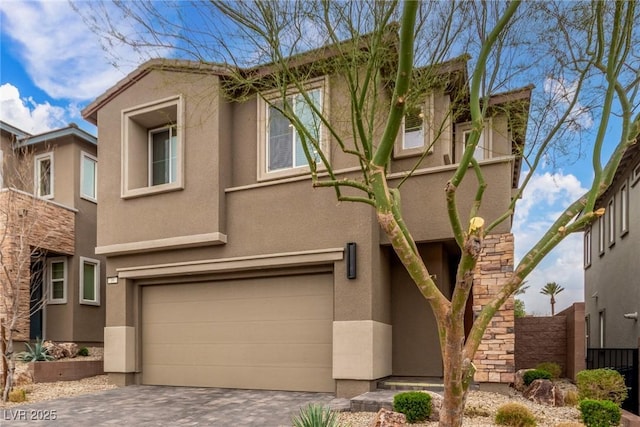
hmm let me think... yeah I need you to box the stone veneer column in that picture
[472,232,515,384]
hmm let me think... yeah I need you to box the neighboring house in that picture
[82,53,530,397]
[0,121,105,345]
[584,140,640,349]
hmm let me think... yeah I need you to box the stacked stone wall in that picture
[472,232,515,384]
[0,189,74,341]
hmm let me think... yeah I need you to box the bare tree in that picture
[74,1,639,425]
[0,145,55,401]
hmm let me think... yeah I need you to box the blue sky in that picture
[0,0,593,315]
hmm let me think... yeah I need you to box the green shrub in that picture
[291,404,338,427]
[393,391,432,423]
[8,388,26,403]
[523,369,552,386]
[576,369,627,405]
[16,337,54,362]
[495,402,537,426]
[579,399,621,427]
[78,347,90,357]
[536,362,562,379]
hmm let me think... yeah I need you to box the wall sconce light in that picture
[623,312,638,320]
[346,242,357,280]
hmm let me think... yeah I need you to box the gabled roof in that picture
[82,58,233,125]
[16,123,97,147]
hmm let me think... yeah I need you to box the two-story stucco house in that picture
[584,141,640,349]
[0,121,105,345]
[82,53,530,397]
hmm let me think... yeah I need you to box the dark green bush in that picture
[576,369,628,405]
[393,391,432,423]
[494,402,537,426]
[523,369,552,386]
[78,347,90,357]
[291,404,338,427]
[579,399,621,427]
[535,362,562,379]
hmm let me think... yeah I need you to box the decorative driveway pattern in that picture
[0,386,336,426]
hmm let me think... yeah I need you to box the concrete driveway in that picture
[0,386,337,426]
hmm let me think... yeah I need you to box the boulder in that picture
[523,379,564,407]
[514,369,535,392]
[369,408,406,427]
[427,391,443,421]
[43,341,79,359]
[13,370,33,386]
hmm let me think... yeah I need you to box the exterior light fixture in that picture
[346,242,357,280]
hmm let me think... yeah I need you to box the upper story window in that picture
[598,215,605,255]
[456,120,492,162]
[584,226,592,268]
[48,257,67,304]
[34,152,54,199]
[81,151,97,202]
[607,198,615,247]
[258,77,328,181]
[394,94,436,158]
[632,162,640,187]
[80,257,100,306]
[121,95,184,198]
[149,126,177,186]
[620,181,629,236]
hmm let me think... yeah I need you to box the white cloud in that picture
[513,171,588,315]
[0,0,169,101]
[0,83,67,133]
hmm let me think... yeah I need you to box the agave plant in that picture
[291,404,339,427]
[16,337,54,362]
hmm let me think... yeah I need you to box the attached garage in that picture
[141,273,335,392]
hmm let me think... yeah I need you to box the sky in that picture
[0,0,597,315]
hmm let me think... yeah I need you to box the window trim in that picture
[394,93,435,158]
[598,215,605,255]
[632,162,640,187]
[607,198,615,247]
[620,181,629,237]
[47,257,67,304]
[584,226,592,268]
[456,119,493,162]
[257,77,329,182]
[34,152,54,199]
[79,257,100,306]
[80,151,98,203]
[121,95,184,199]
[598,310,605,348]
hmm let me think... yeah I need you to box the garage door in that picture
[141,273,334,392]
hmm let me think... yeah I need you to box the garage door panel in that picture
[143,365,334,392]
[142,273,334,392]
[144,319,332,344]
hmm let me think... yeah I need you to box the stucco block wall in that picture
[515,316,567,374]
[473,233,515,383]
[0,189,75,341]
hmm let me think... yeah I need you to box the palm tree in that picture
[540,282,565,316]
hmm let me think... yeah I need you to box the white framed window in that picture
[632,162,640,187]
[121,95,184,198]
[34,152,54,199]
[598,215,605,255]
[598,310,605,348]
[607,198,615,247]
[394,94,437,158]
[79,257,100,306]
[149,125,178,186]
[584,227,592,268]
[80,151,97,202]
[258,77,328,181]
[47,257,67,304]
[457,119,493,162]
[620,182,629,236]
